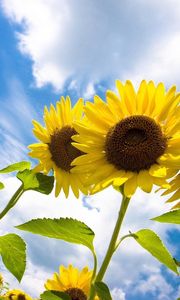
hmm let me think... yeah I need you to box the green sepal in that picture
[17,169,54,194]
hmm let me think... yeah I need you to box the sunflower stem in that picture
[91,252,98,283]
[96,193,130,281]
[88,193,130,300]
[0,183,24,221]
[114,232,136,252]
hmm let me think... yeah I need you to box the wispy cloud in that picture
[1,0,180,92]
[0,77,37,167]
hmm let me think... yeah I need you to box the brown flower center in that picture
[105,115,166,172]
[49,126,82,171]
[9,294,26,300]
[18,295,26,300]
[65,288,87,300]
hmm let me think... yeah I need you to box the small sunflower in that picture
[28,97,88,198]
[0,273,3,287]
[45,264,99,300]
[71,80,180,197]
[162,174,180,209]
[3,290,32,300]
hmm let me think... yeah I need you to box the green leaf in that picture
[94,282,112,300]
[174,258,180,267]
[17,170,54,194]
[133,229,178,274]
[0,161,31,173]
[0,182,4,190]
[0,234,26,281]
[40,291,71,300]
[16,218,95,252]
[151,209,180,224]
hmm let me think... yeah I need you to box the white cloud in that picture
[0,78,37,168]
[0,177,179,298]
[125,32,180,88]
[83,82,96,99]
[134,272,174,300]
[1,0,180,91]
[111,288,126,300]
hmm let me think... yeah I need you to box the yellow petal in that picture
[147,81,156,115]
[70,175,80,198]
[137,170,153,193]
[124,174,138,197]
[106,90,124,120]
[84,102,112,131]
[54,167,63,197]
[73,121,104,136]
[158,154,180,168]
[57,97,67,126]
[157,87,177,121]
[32,120,50,142]
[62,172,70,198]
[116,80,131,116]
[71,152,105,166]
[165,190,180,203]
[33,129,50,143]
[64,96,72,124]
[32,164,44,173]
[152,82,165,117]
[171,201,180,209]
[69,265,79,287]
[72,98,84,120]
[149,164,167,177]
[113,171,133,187]
[153,177,170,189]
[28,143,48,150]
[124,80,137,114]
[136,80,148,114]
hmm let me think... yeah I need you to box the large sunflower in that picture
[45,265,99,300]
[28,97,88,198]
[71,80,180,197]
[3,290,32,300]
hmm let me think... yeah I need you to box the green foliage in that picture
[94,282,112,300]
[0,182,4,190]
[151,209,180,224]
[40,291,71,300]
[174,258,180,267]
[133,229,178,274]
[0,234,26,282]
[0,161,31,173]
[16,218,95,252]
[17,170,54,194]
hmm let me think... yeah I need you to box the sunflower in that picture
[28,97,88,198]
[162,174,180,209]
[45,264,99,300]
[71,80,180,197]
[2,290,32,300]
[0,273,3,288]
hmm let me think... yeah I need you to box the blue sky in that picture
[0,1,180,299]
